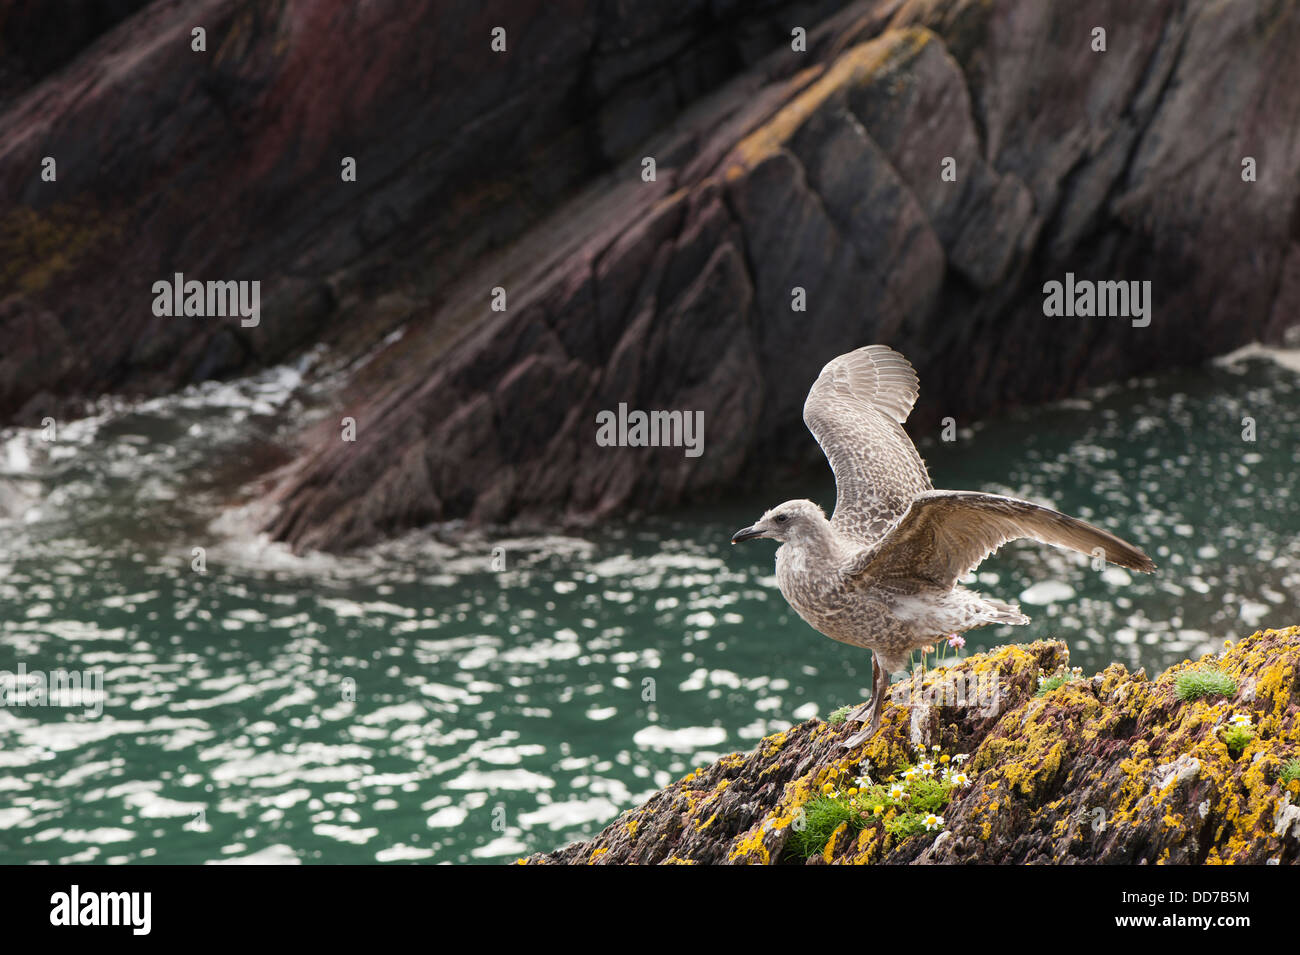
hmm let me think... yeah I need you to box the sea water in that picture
[0,348,1296,864]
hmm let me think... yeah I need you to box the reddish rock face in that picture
[1,0,839,424]
[4,0,1300,551]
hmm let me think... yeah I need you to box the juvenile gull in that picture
[731,345,1155,747]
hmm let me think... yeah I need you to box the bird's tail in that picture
[982,597,1030,626]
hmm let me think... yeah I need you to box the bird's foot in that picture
[839,726,876,749]
[844,702,873,724]
[839,702,882,749]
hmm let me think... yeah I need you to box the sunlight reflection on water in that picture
[0,350,1297,863]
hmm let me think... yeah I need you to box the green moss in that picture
[1175,666,1237,702]
[827,705,853,726]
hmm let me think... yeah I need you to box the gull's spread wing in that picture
[854,490,1156,587]
[803,345,932,545]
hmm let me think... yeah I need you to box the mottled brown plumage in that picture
[731,345,1155,747]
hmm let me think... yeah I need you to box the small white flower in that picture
[918,760,936,776]
[952,753,969,764]
[1228,713,1252,728]
[902,766,919,780]
[888,783,907,801]
[949,771,970,788]
[923,813,945,831]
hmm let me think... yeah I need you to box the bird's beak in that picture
[731,525,765,544]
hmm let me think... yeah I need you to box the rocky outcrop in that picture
[0,1,153,110]
[522,627,1300,864]
[257,0,1300,552]
[0,0,845,424]
[6,1,1300,552]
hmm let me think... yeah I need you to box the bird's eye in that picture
[775,514,789,524]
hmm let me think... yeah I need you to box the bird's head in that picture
[731,499,828,545]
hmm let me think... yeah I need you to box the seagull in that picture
[730,345,1155,748]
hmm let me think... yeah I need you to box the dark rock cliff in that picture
[3,0,1299,551]
[523,626,1300,864]
[260,0,1300,552]
[1,0,844,422]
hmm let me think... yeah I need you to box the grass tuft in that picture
[827,705,853,726]
[1175,666,1237,702]
[787,796,866,859]
[1036,665,1086,697]
[1036,674,1070,696]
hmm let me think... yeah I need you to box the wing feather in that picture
[854,490,1156,586]
[803,345,932,545]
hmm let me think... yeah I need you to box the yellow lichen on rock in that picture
[528,630,1300,865]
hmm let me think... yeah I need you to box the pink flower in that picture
[947,633,966,649]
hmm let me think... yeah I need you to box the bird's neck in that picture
[786,520,845,564]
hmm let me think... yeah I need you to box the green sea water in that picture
[0,349,1297,864]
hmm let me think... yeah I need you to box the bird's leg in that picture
[844,651,883,724]
[841,653,888,749]
[868,654,887,735]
